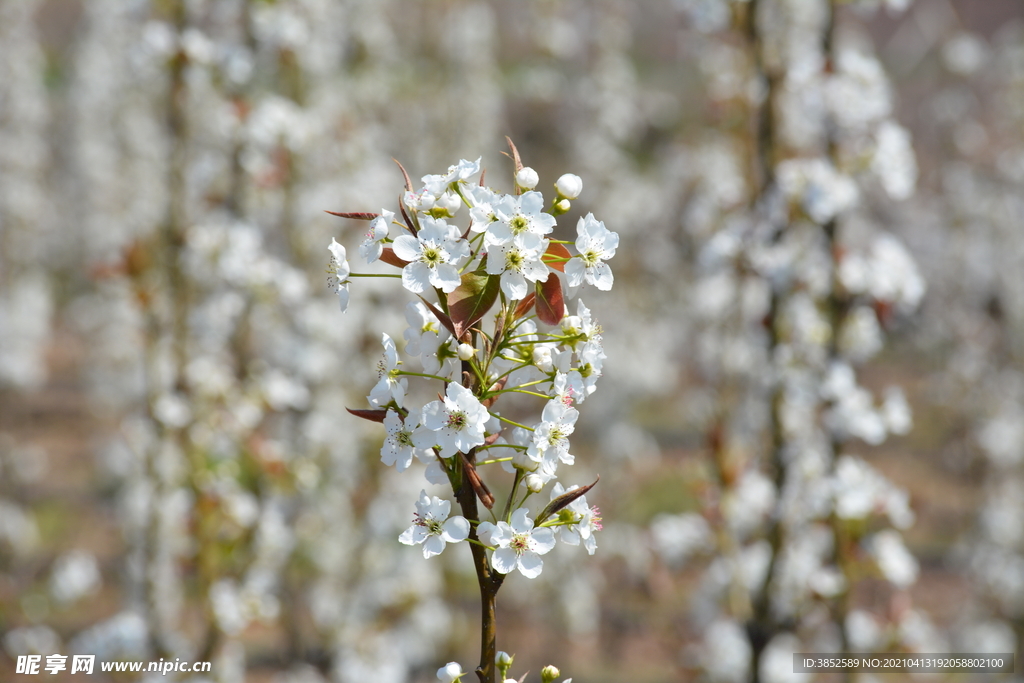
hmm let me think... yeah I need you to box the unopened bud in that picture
[437,191,461,215]
[437,662,464,683]
[525,473,546,493]
[541,665,561,683]
[554,198,571,214]
[457,343,477,361]
[555,173,582,199]
[516,166,539,190]
[496,651,513,668]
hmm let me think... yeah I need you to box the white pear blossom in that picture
[382,409,433,472]
[392,216,469,294]
[368,333,407,409]
[478,508,556,579]
[528,398,579,468]
[415,382,489,457]
[565,213,618,291]
[421,157,482,196]
[359,209,394,263]
[485,233,550,300]
[550,483,602,555]
[327,238,351,312]
[487,191,557,245]
[403,301,444,357]
[399,491,470,558]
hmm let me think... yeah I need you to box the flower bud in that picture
[554,198,571,214]
[437,662,464,683]
[457,343,478,361]
[496,651,514,669]
[532,346,554,373]
[525,473,546,493]
[516,166,539,190]
[555,173,582,199]
[541,665,561,683]
[437,191,462,215]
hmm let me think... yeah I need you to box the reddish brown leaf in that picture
[346,408,389,423]
[417,296,457,338]
[535,276,565,326]
[541,242,571,273]
[505,136,523,173]
[448,272,500,338]
[392,158,413,192]
[535,476,600,525]
[398,194,417,236]
[514,292,536,319]
[379,247,410,268]
[324,210,379,220]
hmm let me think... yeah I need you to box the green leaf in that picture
[448,271,500,339]
[535,275,564,326]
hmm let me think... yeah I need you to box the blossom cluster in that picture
[330,152,609,580]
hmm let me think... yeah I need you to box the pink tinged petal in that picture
[518,552,544,579]
[442,516,470,542]
[492,547,518,574]
[402,261,432,294]
[392,234,421,262]
[423,534,447,558]
[431,263,462,293]
[589,262,613,291]
[510,508,534,534]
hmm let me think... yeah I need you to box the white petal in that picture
[564,258,586,288]
[502,271,528,300]
[423,534,447,558]
[492,547,518,574]
[402,262,432,294]
[392,234,421,261]
[588,262,614,291]
[518,552,544,578]
[510,508,534,534]
[399,525,423,546]
[531,527,556,554]
[442,516,470,542]
[431,263,463,293]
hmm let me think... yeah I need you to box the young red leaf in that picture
[448,271,500,338]
[535,275,565,326]
[324,210,379,220]
[542,242,571,273]
[379,247,410,268]
[346,408,389,423]
[513,292,536,319]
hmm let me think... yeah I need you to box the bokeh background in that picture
[2,0,1023,681]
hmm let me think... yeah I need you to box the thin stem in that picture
[349,272,402,278]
